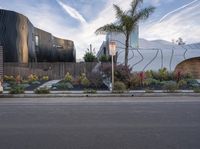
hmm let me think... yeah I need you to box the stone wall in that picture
[175,57,200,79]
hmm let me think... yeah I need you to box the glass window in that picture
[35,36,39,46]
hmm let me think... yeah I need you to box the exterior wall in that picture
[97,41,108,58]
[0,9,76,63]
[97,26,139,61]
[175,57,200,79]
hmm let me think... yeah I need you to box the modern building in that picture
[97,26,200,77]
[97,25,139,59]
[0,9,76,63]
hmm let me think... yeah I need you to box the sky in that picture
[0,0,200,59]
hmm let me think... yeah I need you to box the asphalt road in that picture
[0,97,200,149]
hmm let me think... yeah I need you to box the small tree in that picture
[99,55,111,62]
[95,0,155,67]
[83,52,97,62]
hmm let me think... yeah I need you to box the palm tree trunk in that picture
[125,34,129,67]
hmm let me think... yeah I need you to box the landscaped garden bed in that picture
[51,72,108,91]
[1,64,200,94]
[2,74,49,92]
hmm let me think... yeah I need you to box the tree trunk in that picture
[125,34,129,67]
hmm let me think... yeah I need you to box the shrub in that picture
[15,75,21,84]
[83,89,97,94]
[186,79,199,86]
[193,87,200,93]
[42,75,49,81]
[9,85,25,94]
[129,73,140,88]
[3,75,15,82]
[145,89,154,93]
[101,64,132,87]
[158,68,168,81]
[145,70,153,79]
[163,81,178,92]
[35,87,50,94]
[28,74,39,82]
[182,73,193,79]
[64,72,73,82]
[178,79,187,88]
[83,52,98,62]
[81,77,90,87]
[99,55,110,62]
[113,81,126,93]
[79,73,90,87]
[52,82,73,90]
[144,78,160,86]
[87,72,103,88]
[186,79,199,88]
[114,65,132,86]
[31,81,41,85]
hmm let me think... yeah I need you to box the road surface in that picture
[0,97,199,149]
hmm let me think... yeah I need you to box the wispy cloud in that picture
[141,0,200,44]
[0,0,199,59]
[159,0,198,22]
[56,0,87,24]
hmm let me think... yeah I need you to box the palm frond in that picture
[130,0,143,16]
[95,24,124,35]
[133,6,155,21]
[113,4,124,19]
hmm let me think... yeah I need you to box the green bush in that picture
[53,82,73,90]
[144,78,160,86]
[81,77,90,87]
[28,74,39,82]
[64,72,73,82]
[129,73,140,88]
[113,81,126,93]
[3,75,15,82]
[145,89,154,93]
[158,68,168,81]
[31,81,41,85]
[178,79,187,88]
[186,79,199,88]
[183,73,193,79]
[9,85,25,94]
[163,81,178,92]
[42,75,49,81]
[79,73,90,87]
[83,52,98,62]
[35,87,50,94]
[99,55,110,62]
[193,87,200,93]
[83,89,97,94]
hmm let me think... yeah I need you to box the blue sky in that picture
[0,0,199,59]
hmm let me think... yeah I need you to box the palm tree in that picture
[95,0,155,67]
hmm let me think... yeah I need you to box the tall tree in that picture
[95,0,155,67]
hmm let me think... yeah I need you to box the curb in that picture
[0,93,200,98]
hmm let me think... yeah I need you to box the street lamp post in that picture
[109,41,116,91]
